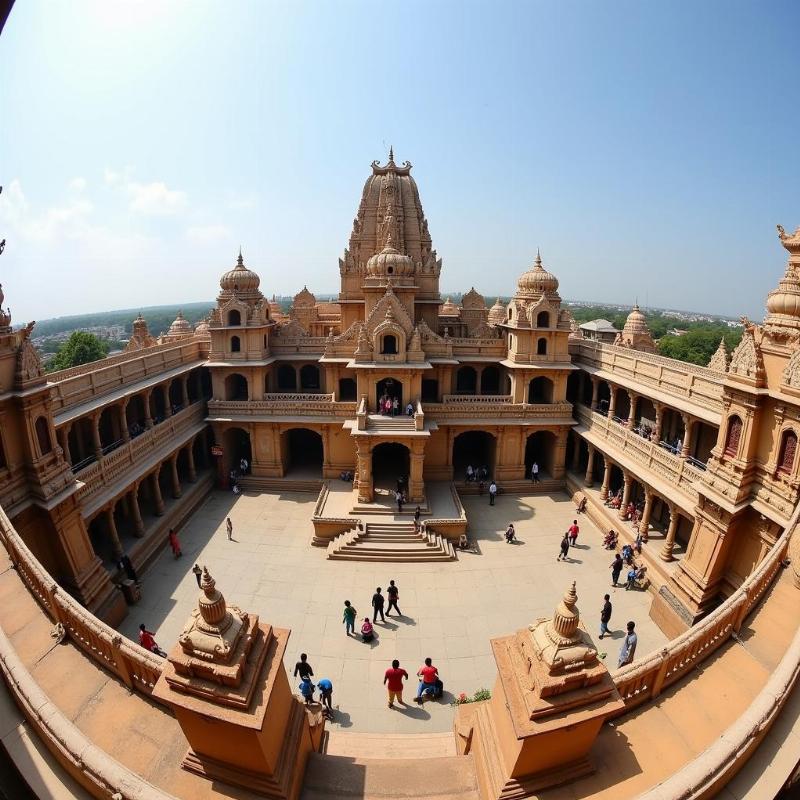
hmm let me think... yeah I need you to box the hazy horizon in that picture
[2,1,798,324]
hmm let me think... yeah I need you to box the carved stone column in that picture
[590,377,599,409]
[660,504,679,561]
[119,400,130,443]
[170,454,182,498]
[58,425,72,466]
[653,402,663,442]
[584,444,595,487]
[151,471,165,515]
[163,384,173,418]
[627,393,639,429]
[409,451,424,503]
[608,387,617,418]
[130,486,146,537]
[186,443,197,482]
[144,389,154,429]
[571,433,582,472]
[680,414,692,459]
[355,440,372,504]
[91,413,103,459]
[618,471,633,519]
[181,375,190,407]
[105,507,123,560]
[639,489,654,536]
[600,458,612,501]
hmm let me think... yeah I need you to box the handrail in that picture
[442,394,512,403]
[611,499,800,713]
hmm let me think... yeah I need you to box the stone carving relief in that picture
[728,323,764,381]
[15,322,44,384]
[782,347,800,389]
[364,289,415,337]
[275,319,308,338]
[707,338,730,373]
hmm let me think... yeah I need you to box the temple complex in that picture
[1,154,799,799]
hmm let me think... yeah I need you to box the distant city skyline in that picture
[1,0,798,323]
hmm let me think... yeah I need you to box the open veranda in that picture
[118,487,666,734]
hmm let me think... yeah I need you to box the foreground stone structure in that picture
[1,156,800,798]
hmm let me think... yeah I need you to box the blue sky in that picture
[1,0,798,323]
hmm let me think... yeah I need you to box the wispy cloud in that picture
[126,180,187,216]
[185,223,232,243]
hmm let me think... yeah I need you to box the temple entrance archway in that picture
[376,377,402,411]
[452,431,496,481]
[371,442,410,492]
[223,427,251,474]
[525,430,556,479]
[281,428,323,478]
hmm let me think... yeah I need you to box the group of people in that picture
[465,464,490,483]
[556,519,581,560]
[294,654,334,719]
[342,581,403,643]
[378,393,401,416]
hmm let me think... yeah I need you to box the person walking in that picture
[610,553,624,586]
[618,621,638,667]
[384,659,408,709]
[392,396,399,417]
[567,519,580,546]
[318,678,333,716]
[226,516,233,540]
[504,523,516,543]
[414,506,421,533]
[298,675,315,705]
[138,624,167,657]
[557,532,570,561]
[168,528,182,558]
[395,490,403,513]
[599,594,612,639]
[192,563,202,588]
[415,657,439,702]
[372,587,386,623]
[531,461,540,483]
[489,480,498,506]
[386,580,401,616]
[117,553,139,584]
[343,600,357,636]
[294,653,314,680]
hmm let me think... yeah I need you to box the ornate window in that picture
[536,311,550,328]
[778,429,798,475]
[537,337,548,356]
[228,309,241,326]
[723,415,742,458]
[231,335,241,353]
[381,334,398,355]
[35,416,52,456]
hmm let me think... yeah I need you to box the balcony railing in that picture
[426,398,574,419]
[576,404,702,505]
[207,397,358,419]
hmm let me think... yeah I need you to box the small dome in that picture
[488,298,505,325]
[194,317,210,335]
[516,251,559,296]
[623,304,649,334]
[167,310,193,337]
[220,249,261,293]
[366,243,414,278]
[440,297,459,317]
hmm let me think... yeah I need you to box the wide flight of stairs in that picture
[326,521,456,562]
[365,414,417,433]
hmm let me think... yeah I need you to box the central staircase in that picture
[326,520,456,562]
[365,413,417,433]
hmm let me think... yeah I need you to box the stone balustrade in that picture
[611,503,796,713]
[75,402,206,506]
[426,399,574,419]
[271,336,329,354]
[48,339,206,414]
[207,398,358,418]
[570,339,725,419]
[577,405,702,505]
[441,394,512,403]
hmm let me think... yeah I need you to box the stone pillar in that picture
[590,377,599,409]
[409,451,424,503]
[163,384,173,418]
[144,390,154,429]
[600,458,612,501]
[653,402,664,442]
[151,471,165,516]
[627,393,639,429]
[105,507,124,560]
[608,387,617,418]
[186,444,198,482]
[660,504,679,561]
[182,375,190,407]
[583,445,595,487]
[119,401,130,443]
[355,440,372,504]
[618,471,633,519]
[680,414,693,459]
[571,434,582,472]
[639,489,654,536]
[58,425,72,466]
[129,487,145,538]
[91,413,103,459]
[170,454,182,499]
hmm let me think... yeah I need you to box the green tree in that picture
[47,332,110,372]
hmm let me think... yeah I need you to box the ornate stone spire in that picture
[707,338,730,372]
[764,224,800,337]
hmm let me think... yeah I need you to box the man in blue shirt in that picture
[318,678,333,715]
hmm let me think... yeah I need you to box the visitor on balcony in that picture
[405,401,414,416]
[392,397,399,416]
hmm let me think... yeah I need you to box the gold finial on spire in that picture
[237,246,243,266]
[388,145,394,163]
[535,248,542,268]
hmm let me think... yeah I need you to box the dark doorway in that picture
[225,373,248,401]
[452,431,496,481]
[223,427,252,474]
[422,379,439,403]
[300,364,321,391]
[277,364,297,391]
[455,366,477,394]
[525,431,556,478]
[371,442,410,490]
[376,377,402,410]
[283,428,323,477]
[339,377,357,401]
[528,377,554,404]
[481,366,501,395]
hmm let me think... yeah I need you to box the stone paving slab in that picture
[119,488,667,734]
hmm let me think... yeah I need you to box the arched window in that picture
[778,429,798,474]
[300,364,320,390]
[537,337,547,356]
[35,416,52,455]
[456,366,477,394]
[382,334,398,355]
[277,364,297,391]
[228,309,241,326]
[338,377,357,401]
[224,374,248,401]
[536,311,550,328]
[724,415,743,458]
[231,335,241,353]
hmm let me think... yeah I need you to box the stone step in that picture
[327,525,457,562]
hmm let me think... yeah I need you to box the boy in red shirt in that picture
[383,659,408,708]
[138,624,166,657]
[567,519,580,546]
[415,657,439,702]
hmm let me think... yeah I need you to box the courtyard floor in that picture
[118,487,667,734]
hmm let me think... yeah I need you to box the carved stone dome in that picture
[365,238,414,278]
[167,311,192,337]
[194,318,210,337]
[440,297,459,317]
[488,298,505,325]
[622,304,649,334]
[220,249,261,293]
[517,251,559,296]
[765,225,800,329]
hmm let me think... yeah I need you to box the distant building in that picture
[579,318,619,343]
